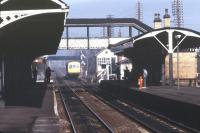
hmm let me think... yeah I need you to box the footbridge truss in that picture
[61,18,153,49]
[65,18,153,33]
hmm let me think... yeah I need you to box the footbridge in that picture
[65,18,153,33]
[0,0,68,105]
[60,18,153,49]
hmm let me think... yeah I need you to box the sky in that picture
[63,0,200,31]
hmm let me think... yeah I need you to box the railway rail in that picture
[56,78,149,133]
[69,80,149,133]
[79,81,197,133]
[57,79,112,133]
[53,69,195,133]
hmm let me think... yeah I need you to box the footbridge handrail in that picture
[65,18,153,33]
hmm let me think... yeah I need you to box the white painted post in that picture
[106,64,109,80]
[168,30,174,87]
[175,34,182,90]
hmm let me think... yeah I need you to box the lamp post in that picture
[175,35,181,90]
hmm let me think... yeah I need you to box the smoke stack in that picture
[163,9,171,27]
[154,13,162,29]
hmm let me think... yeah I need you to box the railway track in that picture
[79,81,197,133]
[57,79,149,133]
[58,80,112,133]
[53,68,195,133]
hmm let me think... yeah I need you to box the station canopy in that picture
[0,0,68,56]
[109,28,200,59]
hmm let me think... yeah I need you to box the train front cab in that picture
[66,61,81,78]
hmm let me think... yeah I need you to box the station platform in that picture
[100,80,200,131]
[138,86,200,106]
[0,83,59,133]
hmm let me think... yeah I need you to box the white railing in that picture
[97,70,107,83]
[58,38,129,49]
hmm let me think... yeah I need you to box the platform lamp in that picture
[175,34,181,90]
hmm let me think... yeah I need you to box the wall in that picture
[165,52,198,79]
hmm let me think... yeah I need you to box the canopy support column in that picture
[168,30,174,87]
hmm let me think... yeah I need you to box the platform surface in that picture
[103,80,200,106]
[132,86,200,106]
[0,83,59,133]
[100,80,200,131]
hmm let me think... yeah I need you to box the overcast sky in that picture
[63,0,200,31]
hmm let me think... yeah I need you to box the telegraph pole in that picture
[135,0,143,35]
[172,0,184,27]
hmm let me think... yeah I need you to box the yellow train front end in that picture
[66,61,81,78]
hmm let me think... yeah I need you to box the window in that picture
[69,65,72,69]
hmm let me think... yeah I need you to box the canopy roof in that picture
[0,0,67,10]
[110,28,200,58]
[0,0,68,56]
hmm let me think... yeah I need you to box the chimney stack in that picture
[163,9,171,27]
[154,13,162,29]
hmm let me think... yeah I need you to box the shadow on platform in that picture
[0,82,56,133]
[6,83,47,108]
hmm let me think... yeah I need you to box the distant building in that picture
[96,49,117,82]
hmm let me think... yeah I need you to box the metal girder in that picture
[65,18,153,33]
[0,0,68,29]
[132,28,200,53]
[0,9,69,28]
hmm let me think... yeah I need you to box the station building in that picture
[96,49,117,82]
